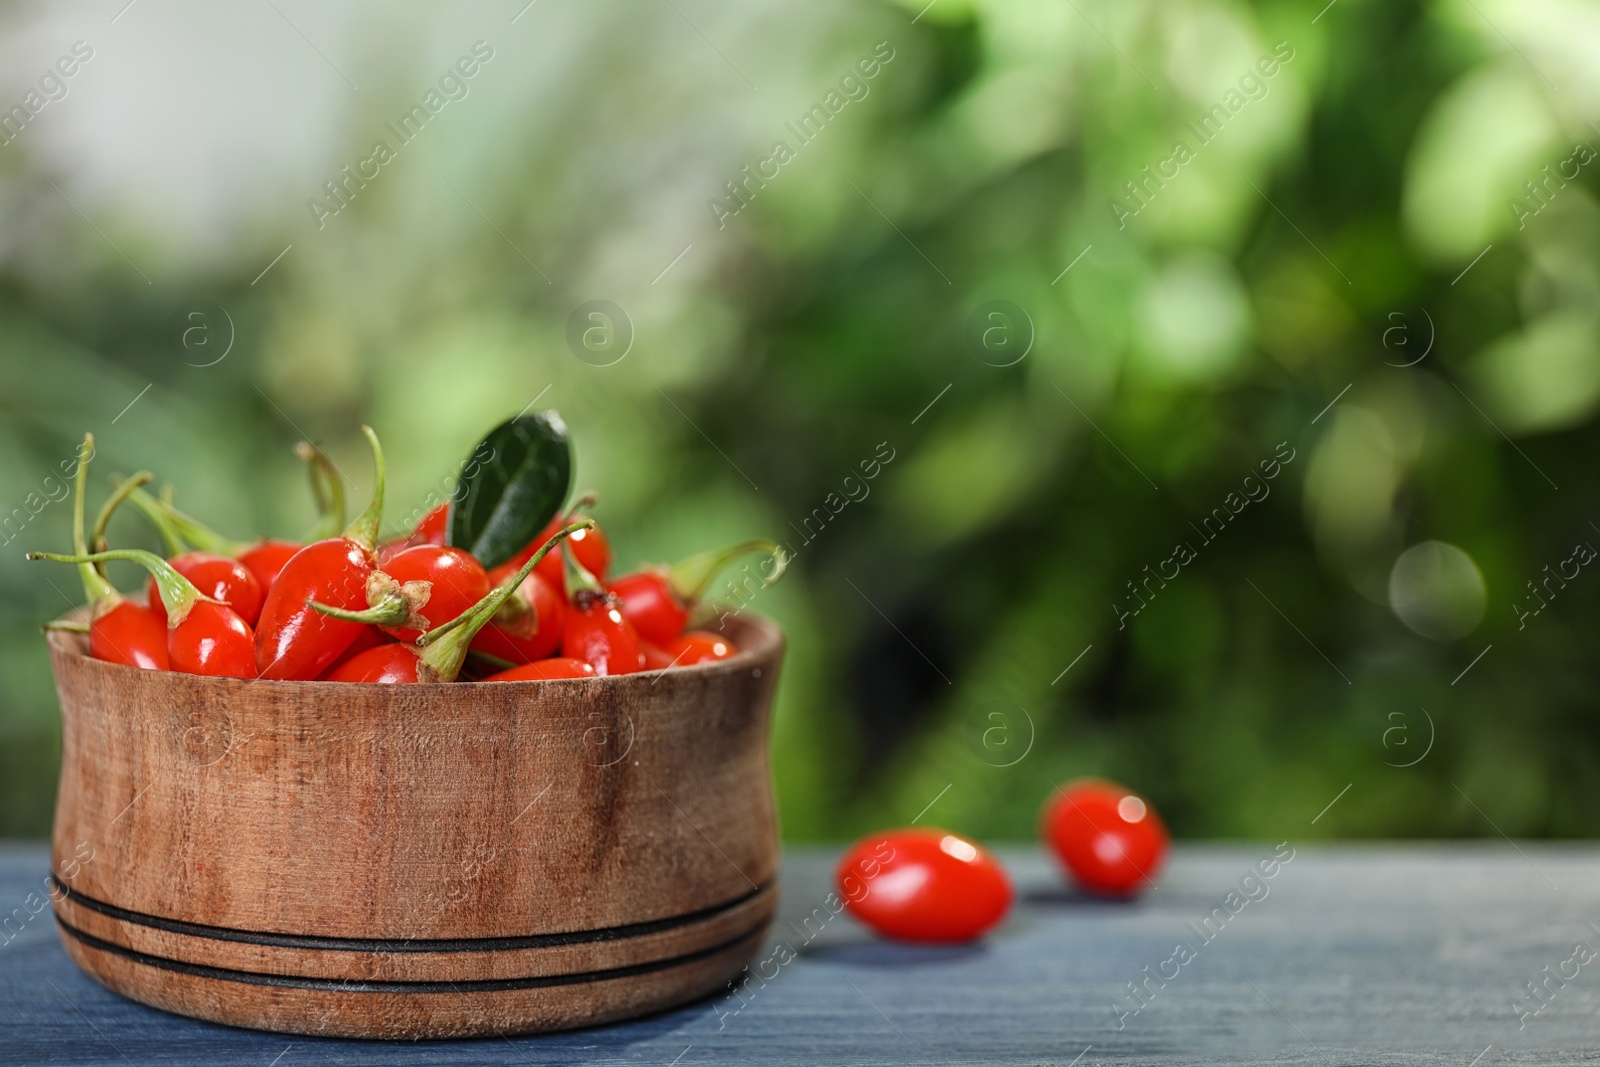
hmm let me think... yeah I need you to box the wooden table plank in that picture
[1,841,1595,1065]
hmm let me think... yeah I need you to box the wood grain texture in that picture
[42,616,784,1038]
[5,844,1598,1065]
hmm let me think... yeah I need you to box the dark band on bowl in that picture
[56,914,767,994]
[50,875,772,952]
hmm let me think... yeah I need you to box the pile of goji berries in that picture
[32,417,784,684]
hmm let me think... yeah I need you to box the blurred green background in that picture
[1,0,1595,840]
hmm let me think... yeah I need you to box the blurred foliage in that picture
[2,0,1599,841]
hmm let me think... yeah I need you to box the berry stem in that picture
[667,539,790,603]
[563,540,606,600]
[297,441,346,540]
[67,434,117,605]
[414,521,592,682]
[126,487,250,556]
[466,647,516,671]
[92,472,155,556]
[29,549,216,627]
[119,478,186,555]
[343,426,385,553]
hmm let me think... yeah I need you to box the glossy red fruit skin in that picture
[494,519,611,595]
[236,540,302,593]
[146,553,264,629]
[471,570,566,665]
[90,602,170,670]
[319,626,392,677]
[323,643,420,684]
[666,630,736,666]
[484,657,597,682]
[167,602,257,678]
[608,571,687,647]
[414,502,449,544]
[561,597,643,676]
[639,641,675,671]
[1042,779,1169,898]
[378,504,450,564]
[381,545,491,644]
[253,538,375,680]
[375,538,409,566]
[836,829,1012,943]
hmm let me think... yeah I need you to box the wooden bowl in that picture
[43,616,783,1039]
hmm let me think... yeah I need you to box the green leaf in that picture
[447,411,572,569]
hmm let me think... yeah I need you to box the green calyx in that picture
[491,587,536,632]
[298,441,347,541]
[343,426,385,553]
[666,539,790,604]
[413,520,593,683]
[29,549,216,627]
[562,539,606,603]
[307,571,432,630]
[67,433,117,606]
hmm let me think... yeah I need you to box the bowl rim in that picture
[44,610,784,689]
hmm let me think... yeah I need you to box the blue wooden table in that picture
[2,841,1594,1065]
